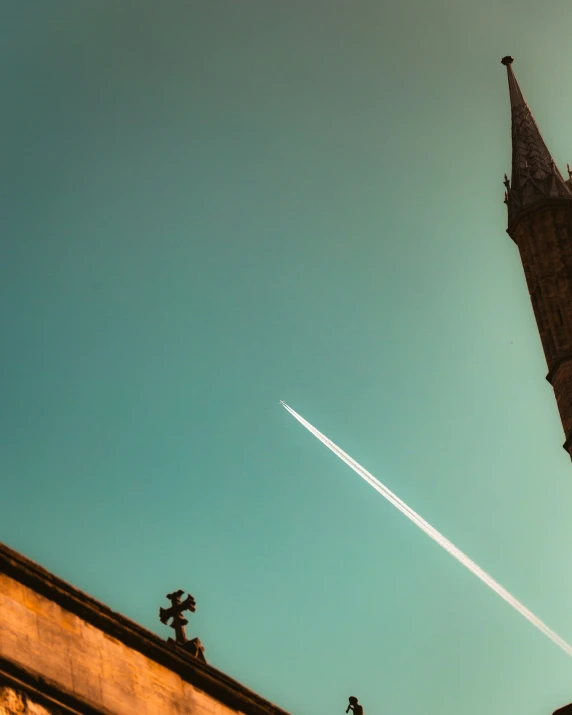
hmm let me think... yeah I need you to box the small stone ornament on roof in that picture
[346,697,363,715]
[159,589,206,662]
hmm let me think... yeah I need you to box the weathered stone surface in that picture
[0,574,229,714]
[503,61,572,459]
[511,202,572,456]
[0,543,292,715]
[0,687,54,715]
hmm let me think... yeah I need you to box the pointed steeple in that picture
[502,56,571,226]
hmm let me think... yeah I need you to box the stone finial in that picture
[159,589,207,661]
[159,589,196,644]
[346,697,363,715]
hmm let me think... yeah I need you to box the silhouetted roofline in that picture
[0,541,292,715]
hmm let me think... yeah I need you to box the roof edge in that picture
[0,541,292,715]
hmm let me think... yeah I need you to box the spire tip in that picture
[501,56,514,66]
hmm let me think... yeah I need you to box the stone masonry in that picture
[0,542,291,715]
[502,57,572,457]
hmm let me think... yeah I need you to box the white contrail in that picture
[280,400,572,657]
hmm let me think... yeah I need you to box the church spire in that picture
[502,56,571,226]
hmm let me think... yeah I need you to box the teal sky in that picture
[3,2,572,714]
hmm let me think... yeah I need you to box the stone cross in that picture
[159,590,196,644]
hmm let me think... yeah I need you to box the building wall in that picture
[0,686,54,715]
[511,202,572,454]
[514,205,572,369]
[0,543,290,715]
[0,572,240,715]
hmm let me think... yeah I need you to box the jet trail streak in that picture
[280,401,572,658]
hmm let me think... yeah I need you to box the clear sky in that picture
[3,2,572,715]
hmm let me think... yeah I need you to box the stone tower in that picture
[502,56,572,457]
